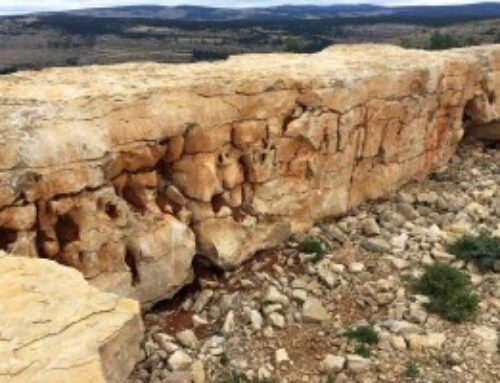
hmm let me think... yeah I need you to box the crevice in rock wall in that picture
[488,91,496,105]
[55,213,80,251]
[0,228,17,251]
[125,249,141,287]
[463,99,475,125]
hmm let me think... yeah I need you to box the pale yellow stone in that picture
[0,254,143,383]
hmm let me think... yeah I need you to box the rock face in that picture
[0,253,143,383]
[0,44,499,304]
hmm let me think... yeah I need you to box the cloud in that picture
[0,1,480,16]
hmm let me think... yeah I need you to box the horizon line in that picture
[0,1,490,17]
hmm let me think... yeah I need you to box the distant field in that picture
[0,7,499,74]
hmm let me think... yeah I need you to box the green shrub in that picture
[425,288,480,322]
[448,231,500,272]
[354,344,371,358]
[414,263,479,322]
[285,37,302,53]
[428,31,459,50]
[413,262,471,297]
[220,352,230,366]
[405,360,420,379]
[346,325,378,358]
[345,325,380,345]
[299,238,324,256]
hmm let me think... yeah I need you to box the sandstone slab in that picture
[0,254,143,383]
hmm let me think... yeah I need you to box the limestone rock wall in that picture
[0,253,143,383]
[0,44,499,305]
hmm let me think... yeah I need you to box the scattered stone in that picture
[362,218,381,236]
[263,285,290,307]
[348,262,365,273]
[362,238,391,253]
[275,348,290,364]
[388,335,407,350]
[346,354,371,371]
[247,309,264,330]
[168,350,193,371]
[192,360,206,383]
[302,298,330,323]
[163,371,193,383]
[472,326,498,353]
[257,366,272,380]
[321,354,345,373]
[328,225,349,243]
[222,310,236,335]
[396,203,419,220]
[129,141,500,383]
[176,329,200,349]
[391,233,408,251]
[268,312,286,328]
[193,289,214,313]
[407,333,446,351]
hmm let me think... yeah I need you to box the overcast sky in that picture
[0,1,482,16]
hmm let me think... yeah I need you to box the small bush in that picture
[414,263,479,322]
[448,231,500,272]
[424,288,480,322]
[413,262,470,297]
[220,352,230,366]
[345,325,380,345]
[405,360,420,379]
[299,238,324,256]
[285,37,302,53]
[354,344,371,358]
[428,31,459,50]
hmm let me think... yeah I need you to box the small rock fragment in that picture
[168,350,193,371]
[302,298,330,323]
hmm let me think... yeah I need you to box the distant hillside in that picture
[63,3,500,21]
[1,2,500,75]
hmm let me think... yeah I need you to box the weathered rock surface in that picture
[0,254,143,383]
[1,44,500,304]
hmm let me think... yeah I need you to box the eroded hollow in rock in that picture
[0,228,17,251]
[125,249,141,287]
[54,213,80,251]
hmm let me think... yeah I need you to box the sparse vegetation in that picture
[354,344,372,358]
[405,360,420,379]
[428,31,460,50]
[2,7,500,73]
[345,325,380,345]
[299,238,324,258]
[220,352,231,366]
[285,37,302,53]
[413,263,480,322]
[346,325,379,358]
[448,231,500,272]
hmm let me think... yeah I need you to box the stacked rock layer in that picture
[0,45,499,305]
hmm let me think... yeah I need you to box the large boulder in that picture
[1,45,500,303]
[0,254,143,383]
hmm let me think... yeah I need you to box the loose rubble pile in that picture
[129,139,500,383]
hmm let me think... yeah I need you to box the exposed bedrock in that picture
[0,254,143,383]
[0,44,499,305]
